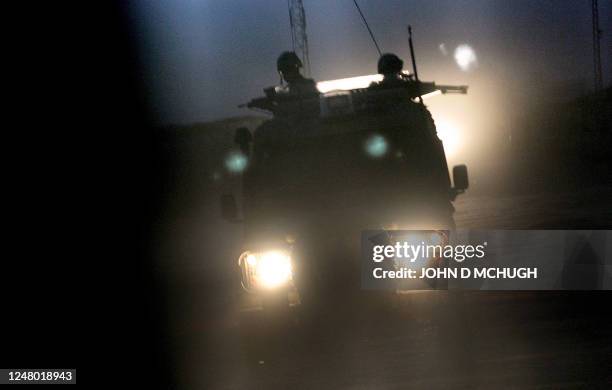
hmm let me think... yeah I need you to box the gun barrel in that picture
[242,97,275,111]
[437,85,468,94]
[413,82,468,97]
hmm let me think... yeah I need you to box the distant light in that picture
[225,151,248,173]
[439,43,448,56]
[317,71,411,93]
[435,120,461,159]
[246,254,257,266]
[365,134,388,158]
[454,44,478,71]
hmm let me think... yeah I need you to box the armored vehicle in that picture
[222,74,469,315]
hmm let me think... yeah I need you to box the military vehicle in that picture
[221,67,470,318]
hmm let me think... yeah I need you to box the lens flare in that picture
[439,43,448,56]
[365,134,388,158]
[225,151,248,173]
[454,44,478,71]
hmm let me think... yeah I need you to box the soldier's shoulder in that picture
[368,81,384,90]
[298,77,317,87]
[291,77,319,95]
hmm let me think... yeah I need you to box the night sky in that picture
[130,0,611,125]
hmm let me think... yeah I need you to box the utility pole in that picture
[288,0,311,76]
[592,0,603,91]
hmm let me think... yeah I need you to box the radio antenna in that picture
[352,0,382,56]
[407,25,423,103]
[407,25,419,82]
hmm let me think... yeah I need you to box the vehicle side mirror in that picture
[234,127,252,156]
[220,194,239,222]
[452,164,469,192]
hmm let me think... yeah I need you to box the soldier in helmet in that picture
[246,52,319,115]
[276,51,319,97]
[369,53,413,90]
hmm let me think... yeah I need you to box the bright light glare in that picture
[435,120,461,159]
[225,151,248,173]
[364,134,388,158]
[317,71,411,93]
[246,254,257,266]
[257,251,292,288]
[454,44,478,71]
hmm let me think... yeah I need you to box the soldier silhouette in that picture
[369,53,413,90]
[276,51,319,97]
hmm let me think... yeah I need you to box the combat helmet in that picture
[377,53,403,75]
[277,51,303,73]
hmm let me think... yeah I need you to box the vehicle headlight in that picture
[239,250,293,290]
